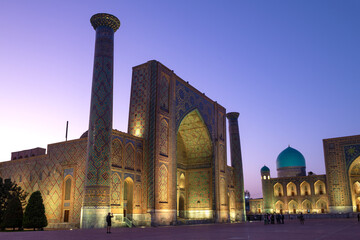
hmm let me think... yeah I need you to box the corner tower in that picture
[81,13,120,228]
[226,112,246,222]
[261,166,272,213]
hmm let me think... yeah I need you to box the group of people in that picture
[264,213,285,224]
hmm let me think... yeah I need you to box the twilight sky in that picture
[1,0,360,198]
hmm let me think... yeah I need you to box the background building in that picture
[249,141,360,215]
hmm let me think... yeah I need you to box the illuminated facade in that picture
[0,13,246,228]
[251,139,360,215]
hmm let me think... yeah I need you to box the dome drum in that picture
[277,166,306,178]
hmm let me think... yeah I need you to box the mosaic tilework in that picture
[159,118,169,156]
[159,73,169,111]
[219,145,225,172]
[125,144,135,170]
[128,66,150,138]
[111,172,121,205]
[159,165,168,202]
[86,26,114,187]
[350,162,360,175]
[177,110,212,167]
[128,63,152,209]
[112,140,123,167]
[188,170,210,208]
[135,184,141,206]
[136,152,142,172]
[344,144,360,170]
[175,80,215,139]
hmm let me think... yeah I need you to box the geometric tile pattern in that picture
[111,140,122,167]
[128,66,150,138]
[175,80,215,138]
[159,119,168,156]
[125,144,135,170]
[344,144,360,170]
[177,110,212,167]
[159,165,168,202]
[159,74,169,112]
[188,170,210,208]
[128,64,151,209]
[84,26,115,207]
[111,172,121,205]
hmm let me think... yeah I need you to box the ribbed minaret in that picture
[226,112,246,222]
[81,13,120,229]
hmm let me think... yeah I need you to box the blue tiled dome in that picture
[276,146,306,169]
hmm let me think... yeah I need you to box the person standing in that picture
[281,214,284,224]
[299,213,304,225]
[106,212,114,233]
[358,213,360,222]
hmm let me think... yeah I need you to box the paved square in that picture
[1,218,359,240]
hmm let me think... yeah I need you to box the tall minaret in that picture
[226,112,246,222]
[81,13,120,229]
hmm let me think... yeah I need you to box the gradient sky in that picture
[1,0,360,198]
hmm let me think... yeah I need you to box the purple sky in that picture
[1,0,360,198]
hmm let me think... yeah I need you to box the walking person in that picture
[106,212,114,233]
[281,214,284,224]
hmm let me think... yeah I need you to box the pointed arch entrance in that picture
[176,109,213,220]
[349,156,360,212]
[123,177,134,218]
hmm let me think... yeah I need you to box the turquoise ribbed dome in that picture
[261,165,270,173]
[276,146,306,169]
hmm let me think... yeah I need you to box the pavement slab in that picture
[1,218,360,240]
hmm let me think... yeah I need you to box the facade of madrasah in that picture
[249,137,360,215]
[0,14,247,229]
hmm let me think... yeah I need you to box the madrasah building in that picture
[249,139,360,215]
[0,14,246,228]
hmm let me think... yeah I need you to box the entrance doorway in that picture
[124,178,134,219]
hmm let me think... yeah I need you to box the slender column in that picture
[81,13,120,229]
[226,112,246,222]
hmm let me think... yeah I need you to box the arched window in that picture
[314,180,326,195]
[300,181,311,196]
[287,182,297,196]
[274,183,284,197]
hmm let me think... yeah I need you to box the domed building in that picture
[276,146,306,177]
[251,146,329,215]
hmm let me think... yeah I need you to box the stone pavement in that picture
[1,218,360,240]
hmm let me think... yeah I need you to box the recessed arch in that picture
[274,183,284,197]
[176,109,213,220]
[274,200,285,214]
[314,180,326,195]
[316,199,328,213]
[302,199,312,213]
[349,156,360,212]
[124,177,134,217]
[287,182,297,196]
[300,181,311,196]
[288,200,298,214]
